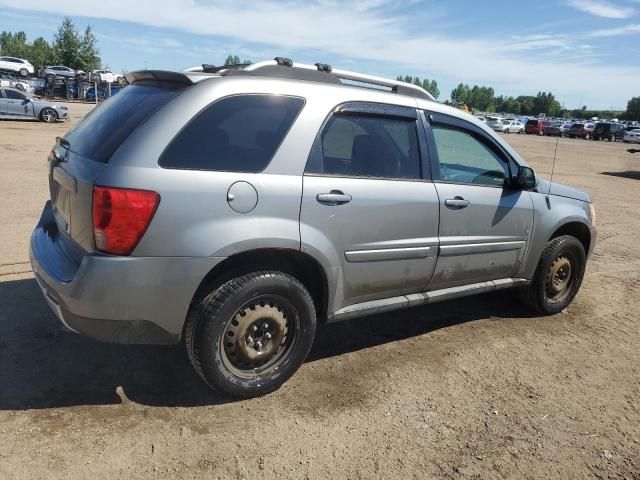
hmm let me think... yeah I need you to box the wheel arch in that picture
[548,220,591,255]
[187,248,329,328]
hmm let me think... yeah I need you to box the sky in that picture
[1,0,638,110]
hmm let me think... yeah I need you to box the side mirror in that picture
[514,165,536,190]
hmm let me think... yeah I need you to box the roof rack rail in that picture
[183,58,436,101]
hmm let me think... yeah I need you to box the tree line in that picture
[395,75,440,100]
[0,17,100,73]
[398,76,637,120]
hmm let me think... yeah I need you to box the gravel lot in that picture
[1,104,639,479]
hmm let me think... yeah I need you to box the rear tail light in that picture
[92,186,160,255]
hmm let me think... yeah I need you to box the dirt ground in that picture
[1,104,639,480]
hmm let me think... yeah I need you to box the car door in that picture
[423,112,534,289]
[4,89,31,117]
[300,102,440,311]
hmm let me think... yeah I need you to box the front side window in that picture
[160,95,304,173]
[431,125,509,187]
[306,114,420,179]
[4,89,26,100]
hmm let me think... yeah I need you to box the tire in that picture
[18,68,28,77]
[184,271,317,398]
[14,83,25,91]
[518,235,586,315]
[39,108,57,123]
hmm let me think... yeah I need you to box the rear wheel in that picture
[39,108,57,123]
[185,271,317,398]
[518,235,586,315]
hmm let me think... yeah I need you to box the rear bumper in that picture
[29,202,224,344]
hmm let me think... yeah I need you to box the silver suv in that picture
[30,58,596,397]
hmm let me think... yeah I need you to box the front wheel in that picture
[18,68,28,77]
[39,108,57,123]
[184,271,317,398]
[518,235,586,315]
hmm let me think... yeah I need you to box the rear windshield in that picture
[63,83,183,163]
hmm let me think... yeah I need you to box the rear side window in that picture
[159,95,305,172]
[306,114,420,179]
[63,84,183,163]
[525,120,538,126]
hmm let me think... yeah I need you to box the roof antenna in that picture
[547,134,560,205]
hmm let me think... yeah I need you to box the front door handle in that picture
[317,190,352,206]
[445,196,470,209]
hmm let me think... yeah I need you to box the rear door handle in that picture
[317,190,352,206]
[445,197,470,209]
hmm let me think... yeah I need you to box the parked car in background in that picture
[525,119,542,135]
[0,56,34,77]
[89,69,125,83]
[488,118,506,131]
[623,129,640,144]
[0,87,68,122]
[567,123,589,139]
[584,123,594,137]
[40,66,85,81]
[29,60,596,398]
[559,122,573,137]
[542,121,563,136]
[592,122,624,141]
[85,84,122,100]
[613,123,626,141]
[0,74,31,93]
[492,119,524,133]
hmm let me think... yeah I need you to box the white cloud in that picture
[1,0,638,108]
[590,23,640,36]
[566,0,636,19]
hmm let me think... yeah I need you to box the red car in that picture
[525,119,543,135]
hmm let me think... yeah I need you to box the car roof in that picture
[125,59,531,167]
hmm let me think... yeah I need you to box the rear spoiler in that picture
[124,70,195,86]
